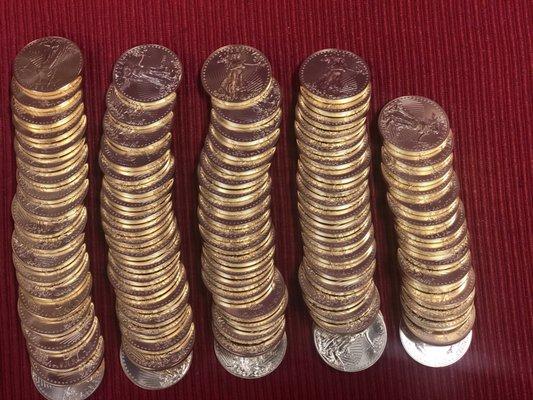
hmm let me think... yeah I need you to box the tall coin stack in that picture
[295,49,387,372]
[10,37,104,400]
[378,96,475,367]
[99,45,194,388]
[199,45,288,378]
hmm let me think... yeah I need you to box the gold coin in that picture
[16,252,89,299]
[310,291,380,335]
[28,316,100,370]
[12,74,83,102]
[213,318,285,357]
[20,300,94,347]
[402,306,475,346]
[111,262,184,301]
[122,323,194,371]
[123,308,192,353]
[299,79,371,107]
[116,283,189,326]
[31,336,104,386]
[19,274,92,318]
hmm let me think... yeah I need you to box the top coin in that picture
[201,45,272,104]
[113,44,182,103]
[378,96,450,153]
[299,49,370,101]
[14,37,83,93]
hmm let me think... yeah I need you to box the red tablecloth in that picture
[0,1,531,399]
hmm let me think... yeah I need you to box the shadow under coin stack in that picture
[99,45,194,389]
[10,37,104,400]
[295,49,387,372]
[378,96,475,368]
[198,45,288,379]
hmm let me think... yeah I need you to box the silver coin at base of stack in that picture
[199,44,288,379]
[378,96,475,367]
[99,44,194,388]
[11,36,104,400]
[295,49,387,372]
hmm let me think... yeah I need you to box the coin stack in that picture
[99,45,194,388]
[10,37,104,400]
[378,96,475,367]
[295,49,386,372]
[199,45,288,378]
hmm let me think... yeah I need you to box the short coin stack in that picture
[378,96,475,367]
[295,49,386,372]
[199,45,288,378]
[99,45,194,388]
[10,37,104,400]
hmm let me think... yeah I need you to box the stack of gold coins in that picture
[295,49,386,372]
[10,37,104,400]
[99,45,194,388]
[378,96,475,367]
[199,45,288,379]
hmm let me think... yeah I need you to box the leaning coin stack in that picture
[10,37,104,400]
[199,45,288,378]
[295,49,386,372]
[378,96,475,368]
[99,45,194,388]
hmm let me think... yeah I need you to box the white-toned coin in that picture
[400,325,472,368]
[120,348,192,390]
[32,360,104,400]
[214,333,287,379]
[313,311,387,372]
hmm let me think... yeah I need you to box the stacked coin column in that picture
[10,37,104,400]
[378,96,475,367]
[295,49,386,372]
[198,45,288,378]
[99,45,194,388]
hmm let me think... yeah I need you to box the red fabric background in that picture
[0,1,531,399]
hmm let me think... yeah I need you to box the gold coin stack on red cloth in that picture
[10,36,104,400]
[294,49,386,372]
[379,96,475,361]
[198,45,288,378]
[99,44,194,389]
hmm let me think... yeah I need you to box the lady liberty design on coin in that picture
[14,37,83,93]
[218,52,265,98]
[314,55,364,94]
[314,312,387,372]
[201,45,272,104]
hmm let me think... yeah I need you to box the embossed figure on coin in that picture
[14,37,82,93]
[219,53,264,97]
[314,312,387,372]
[300,49,370,100]
[202,45,272,103]
[314,56,363,95]
[215,333,287,379]
[113,45,182,103]
[123,53,175,90]
[379,96,449,152]
[30,40,61,72]
[381,102,447,147]
[400,326,472,368]
[120,349,192,390]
